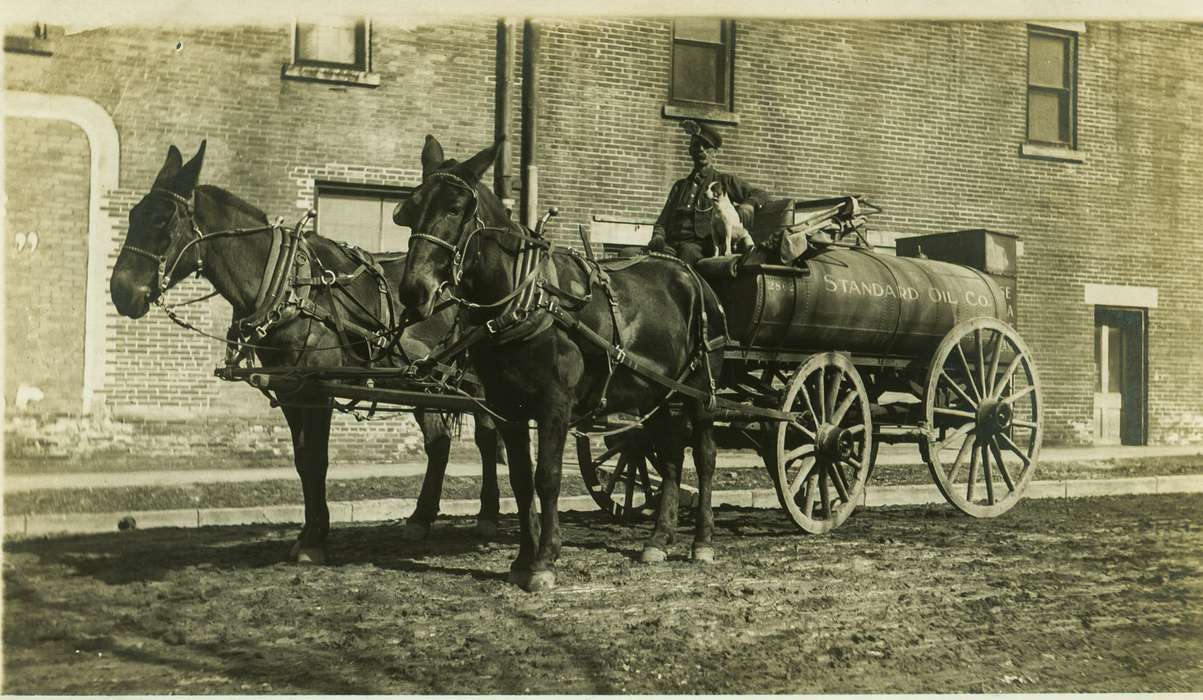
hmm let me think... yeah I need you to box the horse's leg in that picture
[471,412,502,539]
[283,403,332,565]
[403,408,452,541]
[500,422,540,587]
[641,412,685,564]
[523,408,568,592]
[689,404,719,564]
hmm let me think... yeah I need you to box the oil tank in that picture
[706,247,1012,357]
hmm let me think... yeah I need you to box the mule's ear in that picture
[154,145,184,186]
[175,139,207,193]
[421,135,445,177]
[461,136,505,181]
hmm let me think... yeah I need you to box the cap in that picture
[681,119,722,149]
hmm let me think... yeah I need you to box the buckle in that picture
[486,318,502,335]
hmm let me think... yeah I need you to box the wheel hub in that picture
[976,399,1012,435]
[815,424,856,462]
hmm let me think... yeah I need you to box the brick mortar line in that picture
[6,475,1203,538]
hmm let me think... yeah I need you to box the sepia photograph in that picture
[2,0,1200,693]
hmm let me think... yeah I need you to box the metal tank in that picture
[709,247,1013,358]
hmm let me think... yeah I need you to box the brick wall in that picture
[530,19,1203,445]
[5,20,499,461]
[4,118,90,414]
[5,19,1201,452]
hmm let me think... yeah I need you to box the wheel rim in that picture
[774,352,873,534]
[923,318,1042,518]
[576,431,661,522]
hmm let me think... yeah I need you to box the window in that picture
[669,19,735,115]
[282,18,379,87]
[316,183,412,252]
[1027,26,1077,148]
[295,19,366,69]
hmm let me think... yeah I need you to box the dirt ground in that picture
[4,493,1201,694]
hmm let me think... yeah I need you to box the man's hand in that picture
[648,234,669,253]
[736,202,755,228]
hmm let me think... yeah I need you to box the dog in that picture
[705,181,755,256]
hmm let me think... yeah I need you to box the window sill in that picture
[1020,142,1085,163]
[662,103,740,126]
[281,63,380,88]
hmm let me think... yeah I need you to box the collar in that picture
[690,166,716,181]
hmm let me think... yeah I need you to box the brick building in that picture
[4,17,1201,461]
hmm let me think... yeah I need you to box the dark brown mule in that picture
[109,142,502,563]
[396,135,725,591]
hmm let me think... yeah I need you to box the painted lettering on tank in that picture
[823,274,917,300]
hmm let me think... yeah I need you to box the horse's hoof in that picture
[640,546,668,564]
[527,570,556,592]
[471,518,499,540]
[691,545,716,564]
[401,520,431,542]
[295,547,325,565]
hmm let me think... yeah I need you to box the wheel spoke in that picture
[789,456,818,496]
[638,457,653,502]
[1012,419,1039,430]
[798,384,820,433]
[844,423,866,435]
[997,432,1032,469]
[802,472,818,518]
[940,370,979,410]
[603,456,628,495]
[816,368,827,422]
[966,443,979,501]
[988,438,1016,492]
[981,443,995,505]
[623,462,637,518]
[818,466,832,516]
[832,389,858,424]
[784,444,815,466]
[991,353,1025,400]
[788,418,817,442]
[986,330,1004,396]
[934,407,976,420]
[828,461,852,503]
[955,344,982,402]
[947,431,975,482]
[975,328,987,399]
[827,368,845,419]
[1001,384,1037,406]
[592,442,625,468]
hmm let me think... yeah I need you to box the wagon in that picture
[221,197,1042,535]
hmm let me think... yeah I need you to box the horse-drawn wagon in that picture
[113,136,1041,589]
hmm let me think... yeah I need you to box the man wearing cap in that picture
[648,120,771,265]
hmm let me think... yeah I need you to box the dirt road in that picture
[4,493,1201,693]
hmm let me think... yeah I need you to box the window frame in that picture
[293,19,368,71]
[281,18,380,88]
[314,181,414,252]
[1023,23,1081,159]
[662,19,739,125]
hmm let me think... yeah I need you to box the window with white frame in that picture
[316,183,411,252]
[295,19,366,69]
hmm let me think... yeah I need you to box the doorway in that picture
[1093,306,1147,445]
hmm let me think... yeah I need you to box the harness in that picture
[123,188,405,369]
[409,172,728,427]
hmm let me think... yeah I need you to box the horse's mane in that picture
[197,184,269,224]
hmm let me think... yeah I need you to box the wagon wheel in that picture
[575,429,661,522]
[923,318,1042,518]
[773,352,874,534]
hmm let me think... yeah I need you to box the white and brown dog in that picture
[705,181,755,256]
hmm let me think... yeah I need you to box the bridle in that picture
[120,188,210,299]
[407,170,550,312]
[120,188,279,301]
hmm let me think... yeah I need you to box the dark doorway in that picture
[1093,306,1147,445]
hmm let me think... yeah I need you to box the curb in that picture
[5,474,1203,539]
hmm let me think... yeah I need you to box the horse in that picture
[394,134,727,592]
[109,141,502,563]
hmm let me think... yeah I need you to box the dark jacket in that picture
[652,167,771,243]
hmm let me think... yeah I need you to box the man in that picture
[648,120,771,265]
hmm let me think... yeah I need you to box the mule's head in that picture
[395,134,504,320]
[110,141,207,318]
